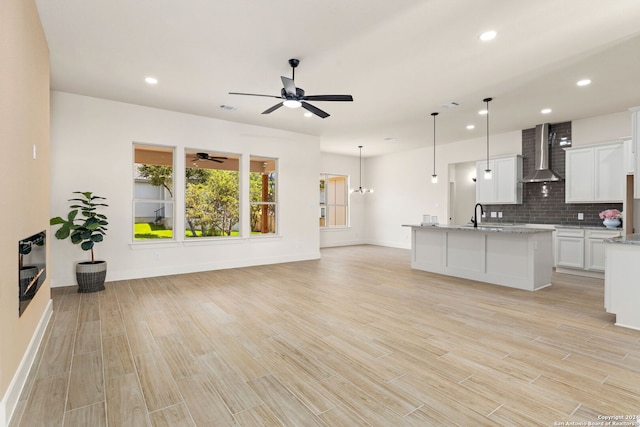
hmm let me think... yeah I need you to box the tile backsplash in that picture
[483,121,623,227]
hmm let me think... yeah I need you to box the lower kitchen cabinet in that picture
[555,227,623,277]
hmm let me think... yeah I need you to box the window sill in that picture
[129,240,179,250]
[320,227,351,232]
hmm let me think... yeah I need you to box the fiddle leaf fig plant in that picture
[50,191,108,263]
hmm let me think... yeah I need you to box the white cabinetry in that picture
[556,229,585,269]
[565,142,624,203]
[632,106,640,198]
[476,155,523,204]
[555,227,622,277]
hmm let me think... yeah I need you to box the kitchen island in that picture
[404,224,553,291]
[604,235,640,330]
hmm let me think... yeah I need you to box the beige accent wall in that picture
[0,0,50,401]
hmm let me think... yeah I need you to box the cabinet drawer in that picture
[587,229,622,239]
[555,228,585,238]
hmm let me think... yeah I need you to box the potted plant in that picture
[50,191,108,293]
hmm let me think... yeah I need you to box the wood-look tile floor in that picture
[10,245,640,426]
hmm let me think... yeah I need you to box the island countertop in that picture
[402,224,553,234]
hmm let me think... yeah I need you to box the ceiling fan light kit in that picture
[229,58,353,119]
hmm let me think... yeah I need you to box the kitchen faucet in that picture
[472,203,484,228]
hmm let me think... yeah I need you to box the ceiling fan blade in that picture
[303,94,353,102]
[229,92,282,99]
[301,101,330,119]
[262,103,284,114]
[281,76,297,96]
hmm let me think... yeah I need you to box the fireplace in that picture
[19,230,46,316]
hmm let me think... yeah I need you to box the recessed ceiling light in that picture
[577,79,591,87]
[145,76,158,85]
[541,108,552,114]
[303,112,313,118]
[478,109,488,115]
[479,30,497,41]
[466,124,475,130]
[383,137,396,141]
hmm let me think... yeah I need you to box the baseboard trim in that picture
[0,299,53,427]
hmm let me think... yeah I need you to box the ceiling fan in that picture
[192,152,227,163]
[229,58,353,119]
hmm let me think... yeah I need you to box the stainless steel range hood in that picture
[521,123,563,183]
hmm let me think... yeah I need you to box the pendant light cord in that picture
[431,112,438,176]
[358,145,363,189]
[484,97,492,171]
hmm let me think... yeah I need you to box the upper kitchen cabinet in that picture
[476,155,523,204]
[565,142,624,203]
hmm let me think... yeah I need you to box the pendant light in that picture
[350,145,373,194]
[431,112,439,184]
[483,97,493,180]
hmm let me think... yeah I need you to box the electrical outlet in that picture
[491,212,497,218]
[498,212,503,218]
[578,213,584,220]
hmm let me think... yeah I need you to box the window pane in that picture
[134,203,174,239]
[250,157,277,234]
[134,145,174,240]
[185,150,240,238]
[320,173,348,227]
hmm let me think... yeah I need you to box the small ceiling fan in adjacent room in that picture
[192,152,228,163]
[229,58,353,119]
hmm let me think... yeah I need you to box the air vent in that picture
[440,101,461,109]
[219,104,238,112]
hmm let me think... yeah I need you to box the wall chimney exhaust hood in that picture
[521,123,563,183]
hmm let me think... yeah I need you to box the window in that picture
[250,156,277,235]
[133,145,175,240]
[185,150,240,238]
[320,173,348,227]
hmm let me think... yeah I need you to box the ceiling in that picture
[35,0,640,158]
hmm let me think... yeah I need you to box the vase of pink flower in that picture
[599,209,622,228]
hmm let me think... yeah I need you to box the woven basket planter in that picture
[76,261,107,293]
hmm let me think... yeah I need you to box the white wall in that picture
[572,111,631,146]
[49,91,321,287]
[365,130,523,249]
[319,152,367,247]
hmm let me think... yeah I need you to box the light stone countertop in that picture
[604,234,640,245]
[555,224,622,231]
[402,224,553,234]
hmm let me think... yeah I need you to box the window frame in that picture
[319,173,350,229]
[132,143,176,242]
[249,156,278,237]
[184,148,242,240]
